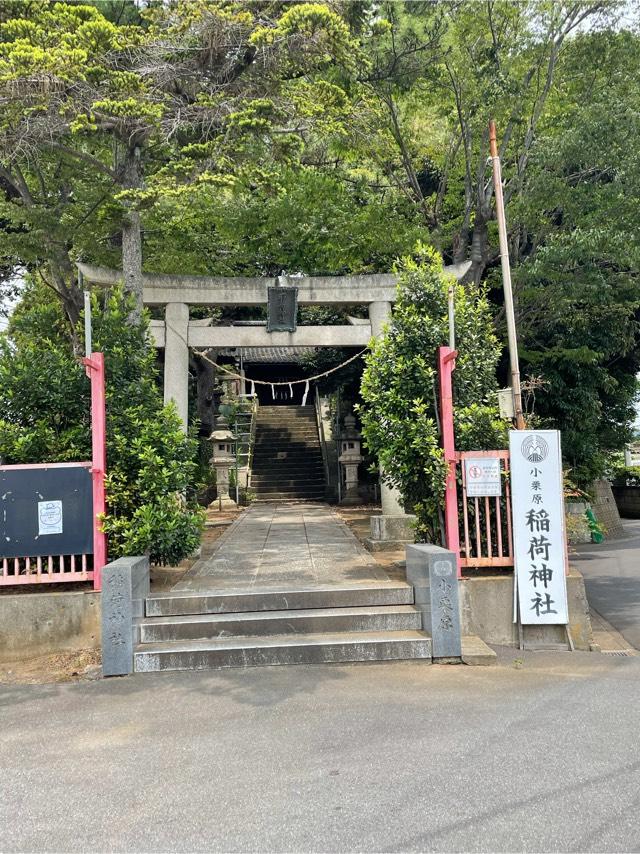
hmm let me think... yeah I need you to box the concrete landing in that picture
[173,503,393,593]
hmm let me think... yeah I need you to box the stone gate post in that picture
[366,301,416,549]
[164,302,189,429]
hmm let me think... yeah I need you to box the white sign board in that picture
[38,500,63,536]
[509,430,568,625]
[464,458,502,497]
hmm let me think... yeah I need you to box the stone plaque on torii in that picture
[267,280,298,333]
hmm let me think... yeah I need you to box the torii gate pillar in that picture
[164,302,189,430]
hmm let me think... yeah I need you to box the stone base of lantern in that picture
[209,463,237,511]
[208,494,237,511]
[365,514,417,552]
[339,489,362,506]
[339,460,363,506]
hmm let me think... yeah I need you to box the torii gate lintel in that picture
[78,261,471,527]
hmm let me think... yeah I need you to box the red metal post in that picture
[438,345,461,576]
[83,353,107,590]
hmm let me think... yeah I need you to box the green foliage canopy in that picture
[358,248,506,540]
[0,1,639,496]
[0,283,204,565]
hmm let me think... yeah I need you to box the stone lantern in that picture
[209,415,237,510]
[339,414,363,505]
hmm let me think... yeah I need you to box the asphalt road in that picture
[1,651,639,853]
[573,519,640,649]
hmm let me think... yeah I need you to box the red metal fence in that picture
[1,467,95,583]
[438,345,514,575]
[0,352,107,591]
[1,553,93,584]
[457,450,513,569]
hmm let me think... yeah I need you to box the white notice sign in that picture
[38,500,63,536]
[464,458,502,497]
[509,430,568,625]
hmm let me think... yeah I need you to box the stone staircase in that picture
[251,405,326,502]
[134,583,432,672]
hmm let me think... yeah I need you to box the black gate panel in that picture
[0,465,93,559]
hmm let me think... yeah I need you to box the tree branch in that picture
[47,143,118,181]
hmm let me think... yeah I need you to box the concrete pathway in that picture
[174,503,391,592]
[2,651,639,852]
[573,519,640,650]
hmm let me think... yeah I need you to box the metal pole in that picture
[489,120,526,430]
[438,346,461,576]
[447,285,455,350]
[336,389,341,504]
[80,266,92,358]
[234,417,239,505]
[83,292,92,357]
[83,352,107,590]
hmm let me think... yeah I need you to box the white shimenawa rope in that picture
[193,347,368,389]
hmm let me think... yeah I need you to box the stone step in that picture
[256,431,318,438]
[255,429,318,434]
[140,605,422,643]
[251,482,324,492]
[146,582,414,617]
[252,498,327,505]
[252,469,323,475]
[256,418,318,433]
[253,455,322,464]
[134,630,432,672]
[251,473,324,479]
[251,467,324,477]
[251,474,325,484]
[251,484,326,493]
[253,453,323,461]
[258,405,315,410]
[251,459,324,469]
[253,450,322,458]
[253,491,327,500]
[253,454,322,464]
[254,434,321,442]
[256,422,318,429]
[251,492,325,502]
[255,416,317,424]
[256,426,318,434]
[255,438,319,443]
[257,406,315,416]
[253,445,322,454]
[254,445,322,452]
[251,471,324,479]
[253,442,320,451]
[251,474,324,483]
[255,419,318,426]
[252,462,324,468]
[256,416,318,424]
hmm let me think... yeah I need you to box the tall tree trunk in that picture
[0,163,85,349]
[192,350,218,436]
[49,254,83,353]
[121,145,143,322]
[467,212,489,285]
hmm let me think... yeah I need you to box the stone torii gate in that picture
[78,261,470,543]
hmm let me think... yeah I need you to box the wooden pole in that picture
[489,120,526,430]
